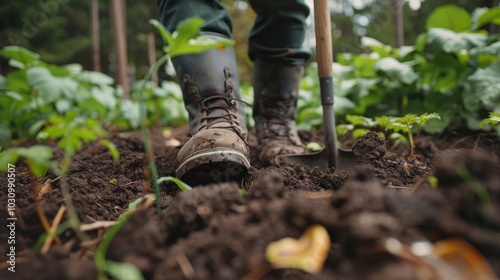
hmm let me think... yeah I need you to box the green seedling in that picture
[393,113,440,158]
[157,176,192,191]
[339,113,439,158]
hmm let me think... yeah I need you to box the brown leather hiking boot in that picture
[253,59,306,165]
[172,43,250,185]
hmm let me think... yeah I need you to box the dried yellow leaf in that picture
[265,224,331,274]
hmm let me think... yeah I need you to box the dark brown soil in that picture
[1,128,500,280]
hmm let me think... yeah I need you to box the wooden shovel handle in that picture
[314,0,333,78]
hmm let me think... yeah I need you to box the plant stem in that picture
[95,211,133,280]
[57,155,91,246]
[406,124,414,157]
[414,123,422,156]
[138,54,170,212]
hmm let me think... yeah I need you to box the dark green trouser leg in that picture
[157,0,311,64]
[157,0,233,35]
[248,0,311,64]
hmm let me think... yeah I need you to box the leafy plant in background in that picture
[338,113,440,157]
[298,5,500,134]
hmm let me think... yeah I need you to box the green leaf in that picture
[105,260,144,280]
[417,113,441,125]
[91,86,117,109]
[27,67,78,102]
[55,99,72,113]
[127,194,156,210]
[427,28,487,53]
[471,7,500,30]
[415,33,428,52]
[77,71,114,85]
[120,100,141,128]
[353,128,371,140]
[361,37,391,56]
[375,116,396,130]
[173,16,205,46]
[397,113,418,125]
[468,63,500,110]
[374,57,419,84]
[306,142,323,152]
[24,146,53,177]
[346,115,375,127]
[149,19,174,46]
[100,139,120,161]
[151,17,234,58]
[0,149,18,169]
[0,124,11,147]
[426,5,472,32]
[479,112,500,128]
[157,176,192,191]
[0,146,52,177]
[0,46,40,69]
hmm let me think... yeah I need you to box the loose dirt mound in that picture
[1,129,499,279]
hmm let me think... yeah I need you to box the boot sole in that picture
[176,148,251,186]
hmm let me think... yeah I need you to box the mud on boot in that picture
[253,59,306,165]
[172,41,250,186]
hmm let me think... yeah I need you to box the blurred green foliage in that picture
[299,4,500,134]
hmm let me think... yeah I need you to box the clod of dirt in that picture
[107,210,164,274]
[428,149,500,230]
[244,165,352,193]
[161,182,245,244]
[352,131,387,163]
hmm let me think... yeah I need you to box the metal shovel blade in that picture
[276,0,358,171]
[276,146,358,170]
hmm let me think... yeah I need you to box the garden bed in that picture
[1,126,499,279]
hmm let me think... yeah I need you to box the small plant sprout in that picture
[157,176,192,191]
[393,113,440,158]
[341,113,440,157]
[479,112,500,131]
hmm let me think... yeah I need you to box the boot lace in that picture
[184,67,251,139]
[259,98,301,145]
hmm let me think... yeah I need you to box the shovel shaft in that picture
[314,0,333,78]
[314,0,338,169]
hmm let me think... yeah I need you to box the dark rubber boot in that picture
[253,59,306,165]
[172,38,250,185]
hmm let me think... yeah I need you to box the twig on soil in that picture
[80,221,118,232]
[86,215,98,222]
[33,187,60,244]
[41,205,66,254]
[177,254,196,279]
